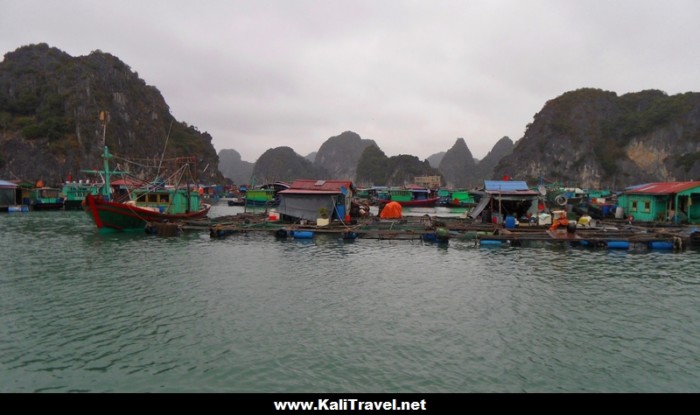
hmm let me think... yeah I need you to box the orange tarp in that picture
[380,201,403,219]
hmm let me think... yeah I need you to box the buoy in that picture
[436,227,450,242]
[291,230,314,239]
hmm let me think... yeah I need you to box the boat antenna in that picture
[157,120,174,179]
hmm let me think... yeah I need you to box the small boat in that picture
[83,146,211,232]
[438,189,478,208]
[226,197,245,206]
[243,182,290,207]
[30,187,65,210]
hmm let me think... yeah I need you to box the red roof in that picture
[626,181,700,195]
[279,179,354,194]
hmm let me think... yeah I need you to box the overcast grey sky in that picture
[2,0,699,162]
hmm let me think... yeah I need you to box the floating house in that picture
[277,179,355,223]
[617,181,700,224]
[0,179,28,212]
[468,180,541,224]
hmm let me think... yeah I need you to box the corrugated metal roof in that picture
[0,180,18,188]
[483,180,539,196]
[625,181,700,195]
[484,180,529,191]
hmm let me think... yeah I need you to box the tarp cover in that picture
[278,194,337,221]
[380,201,403,219]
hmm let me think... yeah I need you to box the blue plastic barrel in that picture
[607,241,629,249]
[648,241,673,250]
[480,240,502,246]
[291,231,314,239]
[504,216,516,229]
[422,233,437,242]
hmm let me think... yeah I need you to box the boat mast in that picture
[101,146,113,201]
[99,111,112,201]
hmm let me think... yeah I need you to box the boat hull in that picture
[376,197,440,207]
[64,200,85,210]
[245,198,278,207]
[83,194,210,231]
[32,201,65,211]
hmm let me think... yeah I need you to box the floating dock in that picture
[477,227,688,250]
[156,212,698,250]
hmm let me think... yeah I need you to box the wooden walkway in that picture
[156,213,697,250]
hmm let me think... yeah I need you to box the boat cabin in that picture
[243,182,290,207]
[130,186,203,215]
[30,187,65,210]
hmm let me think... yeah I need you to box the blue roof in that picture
[484,180,529,191]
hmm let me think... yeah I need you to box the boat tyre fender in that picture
[555,195,567,206]
[275,229,288,238]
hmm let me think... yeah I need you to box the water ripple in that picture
[2,212,700,392]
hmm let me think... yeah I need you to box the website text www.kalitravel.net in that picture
[273,398,428,411]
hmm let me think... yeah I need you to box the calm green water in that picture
[2,205,700,393]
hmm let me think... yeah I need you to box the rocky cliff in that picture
[217,149,253,185]
[355,144,442,187]
[438,138,478,188]
[313,131,377,180]
[474,136,513,182]
[0,43,222,184]
[494,88,700,189]
[251,146,328,184]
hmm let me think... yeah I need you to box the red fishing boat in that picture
[82,146,210,232]
[375,186,440,207]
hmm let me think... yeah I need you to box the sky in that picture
[2,0,700,163]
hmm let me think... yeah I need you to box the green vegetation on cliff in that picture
[0,43,222,184]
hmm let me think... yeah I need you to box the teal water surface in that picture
[2,206,700,392]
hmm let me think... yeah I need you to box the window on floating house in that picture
[631,201,638,212]
[644,201,651,213]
